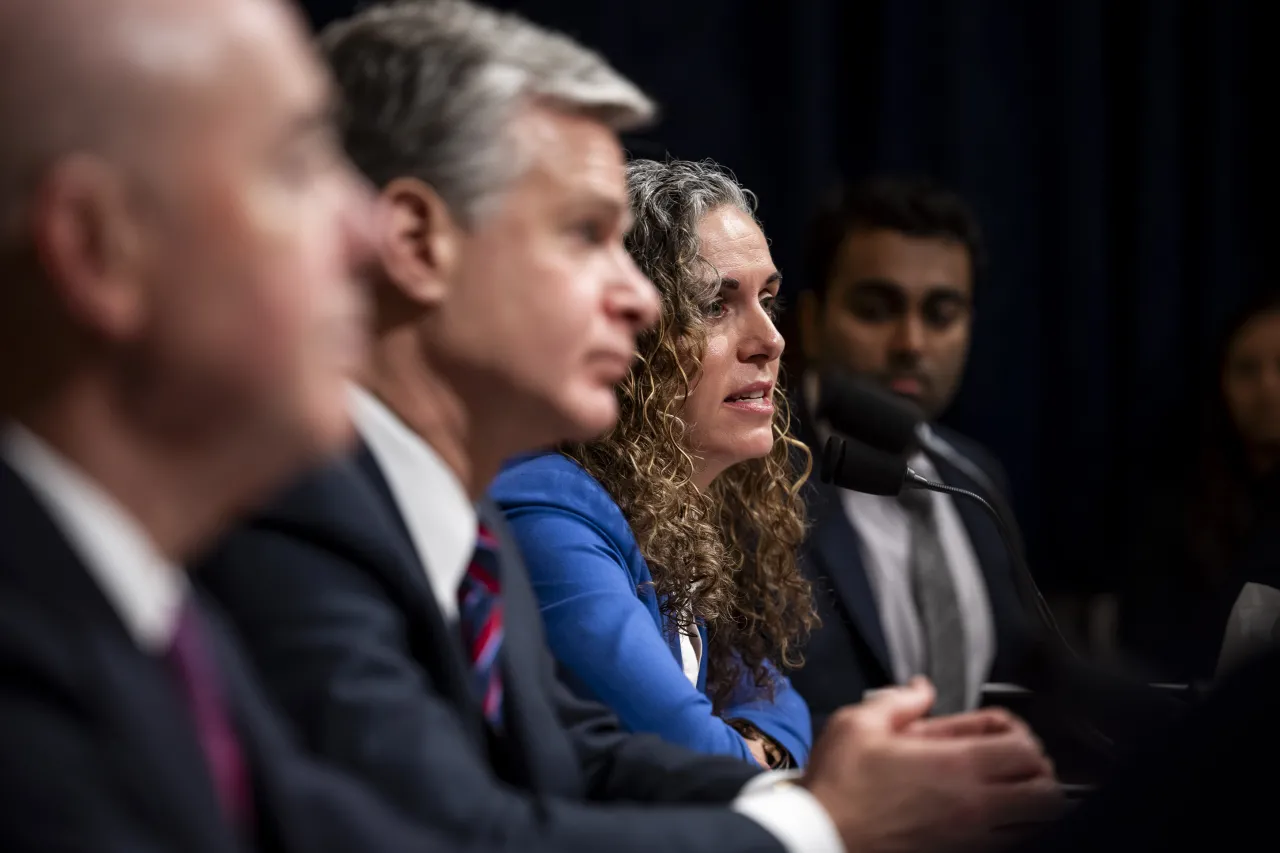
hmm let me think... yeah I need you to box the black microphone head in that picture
[820,436,907,496]
[817,371,924,454]
[820,434,845,485]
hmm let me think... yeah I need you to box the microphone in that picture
[817,371,924,455]
[820,433,907,496]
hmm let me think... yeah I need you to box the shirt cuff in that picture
[733,770,845,853]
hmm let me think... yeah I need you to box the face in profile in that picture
[802,228,972,419]
[679,205,785,484]
[1223,310,1280,451]
[426,105,660,445]
[124,0,377,457]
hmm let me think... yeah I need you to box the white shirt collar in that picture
[0,423,187,652]
[348,386,477,620]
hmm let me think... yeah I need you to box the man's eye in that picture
[922,296,968,328]
[574,221,607,244]
[848,294,897,322]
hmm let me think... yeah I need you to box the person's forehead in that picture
[698,206,772,273]
[1232,314,1280,350]
[836,228,971,291]
[141,0,324,139]
[514,107,627,203]
[219,1,325,105]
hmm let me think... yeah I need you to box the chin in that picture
[731,431,778,464]
[555,389,620,444]
[296,391,358,460]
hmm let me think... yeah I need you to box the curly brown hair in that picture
[563,159,816,712]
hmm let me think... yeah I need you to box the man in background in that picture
[199,3,1062,853]
[791,177,1035,729]
[0,0,507,850]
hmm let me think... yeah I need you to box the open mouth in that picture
[723,384,774,413]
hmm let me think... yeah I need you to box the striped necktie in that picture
[457,524,505,729]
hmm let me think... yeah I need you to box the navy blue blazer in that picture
[789,411,1035,733]
[490,452,812,766]
[198,444,784,853]
[0,458,474,853]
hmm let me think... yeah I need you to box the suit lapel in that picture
[349,444,487,742]
[806,480,894,678]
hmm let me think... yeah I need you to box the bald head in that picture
[1,0,378,482]
[0,0,304,248]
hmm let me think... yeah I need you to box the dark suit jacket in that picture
[197,445,783,853]
[0,459,467,853]
[789,410,1035,733]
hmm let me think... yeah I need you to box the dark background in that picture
[300,0,1267,610]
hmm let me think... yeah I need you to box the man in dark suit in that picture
[0,0,510,850]
[199,4,1062,853]
[792,177,1036,730]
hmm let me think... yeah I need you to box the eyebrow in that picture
[851,278,968,297]
[574,193,632,231]
[283,92,341,145]
[720,271,782,290]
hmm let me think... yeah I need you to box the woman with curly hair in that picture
[488,159,815,768]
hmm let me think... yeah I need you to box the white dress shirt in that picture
[678,618,702,685]
[804,374,995,710]
[349,387,843,853]
[350,386,477,622]
[1,424,187,653]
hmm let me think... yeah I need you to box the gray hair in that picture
[625,158,760,310]
[320,0,655,223]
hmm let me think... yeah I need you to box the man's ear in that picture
[379,176,462,308]
[31,154,147,341]
[797,289,824,363]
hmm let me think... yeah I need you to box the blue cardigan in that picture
[489,452,812,766]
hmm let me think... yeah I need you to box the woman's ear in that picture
[379,176,462,308]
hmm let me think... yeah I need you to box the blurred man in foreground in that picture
[0,0,505,850]
[200,3,1061,852]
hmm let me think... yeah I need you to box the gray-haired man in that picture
[200,3,1061,852]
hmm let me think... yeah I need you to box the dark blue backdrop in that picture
[300,0,1265,598]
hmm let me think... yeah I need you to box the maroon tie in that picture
[164,601,255,831]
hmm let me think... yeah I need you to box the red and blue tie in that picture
[457,524,504,729]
